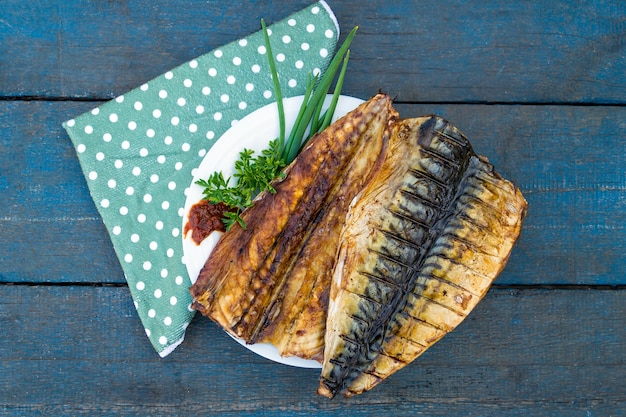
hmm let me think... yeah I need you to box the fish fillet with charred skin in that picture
[318,116,527,397]
[190,94,398,360]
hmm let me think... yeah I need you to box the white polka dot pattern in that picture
[62,2,339,357]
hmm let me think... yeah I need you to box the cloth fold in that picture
[63,1,340,357]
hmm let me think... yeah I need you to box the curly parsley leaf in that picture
[195,139,286,230]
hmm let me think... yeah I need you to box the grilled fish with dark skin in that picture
[318,116,527,398]
[189,93,526,395]
[190,94,397,360]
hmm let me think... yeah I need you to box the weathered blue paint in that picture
[0,0,624,415]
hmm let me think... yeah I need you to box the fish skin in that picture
[254,96,397,359]
[319,116,527,398]
[190,94,397,359]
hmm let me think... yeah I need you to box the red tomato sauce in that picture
[184,200,232,244]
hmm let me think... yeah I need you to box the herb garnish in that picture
[196,21,357,230]
[195,139,286,230]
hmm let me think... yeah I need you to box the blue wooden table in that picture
[1,1,625,415]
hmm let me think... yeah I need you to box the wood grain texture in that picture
[1,0,625,414]
[2,101,625,285]
[0,286,624,415]
[1,0,624,102]
[0,101,123,283]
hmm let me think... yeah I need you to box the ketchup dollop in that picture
[184,200,232,244]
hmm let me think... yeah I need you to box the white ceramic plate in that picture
[182,95,363,368]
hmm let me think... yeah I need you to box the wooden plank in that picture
[0,285,623,415]
[1,0,625,103]
[2,101,625,285]
[0,0,311,99]
[344,0,626,104]
[0,101,124,283]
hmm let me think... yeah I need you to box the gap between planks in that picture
[1,96,626,107]
[0,281,624,290]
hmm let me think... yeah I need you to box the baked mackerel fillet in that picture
[318,116,527,397]
[190,94,397,360]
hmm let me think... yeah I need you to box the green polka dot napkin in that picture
[63,1,341,357]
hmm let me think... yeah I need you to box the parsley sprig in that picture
[196,139,286,230]
[196,21,357,230]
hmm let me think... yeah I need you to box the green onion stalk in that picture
[262,20,358,163]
